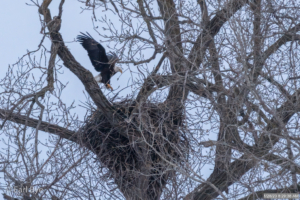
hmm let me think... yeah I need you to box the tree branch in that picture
[184,88,300,200]
[262,29,300,62]
[137,0,157,44]
[134,53,167,105]
[188,0,249,69]
[0,108,77,142]
[263,153,300,175]
[38,0,125,127]
[135,74,219,100]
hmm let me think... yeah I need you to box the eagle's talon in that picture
[106,84,113,91]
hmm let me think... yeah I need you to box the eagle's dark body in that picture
[77,32,122,90]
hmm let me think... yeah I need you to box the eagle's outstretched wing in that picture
[77,32,109,72]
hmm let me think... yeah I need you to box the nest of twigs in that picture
[79,99,188,199]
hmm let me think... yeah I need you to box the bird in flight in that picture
[77,32,122,90]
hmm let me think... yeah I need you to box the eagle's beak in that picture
[114,66,123,74]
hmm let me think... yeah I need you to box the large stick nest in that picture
[79,99,189,199]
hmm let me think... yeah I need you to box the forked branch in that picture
[38,0,125,127]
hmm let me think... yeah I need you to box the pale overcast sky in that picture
[0,0,135,115]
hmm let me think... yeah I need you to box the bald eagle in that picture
[77,32,122,90]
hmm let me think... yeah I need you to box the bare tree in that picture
[1,0,300,199]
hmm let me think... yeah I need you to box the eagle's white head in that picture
[94,66,122,83]
[113,66,123,74]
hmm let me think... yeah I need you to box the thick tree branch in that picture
[0,109,77,142]
[137,0,157,44]
[157,0,183,60]
[135,74,220,99]
[208,39,224,90]
[264,153,300,175]
[38,0,125,127]
[157,0,188,106]
[260,71,291,99]
[188,0,249,69]
[248,24,300,82]
[262,28,300,62]
[198,0,209,25]
[185,88,300,200]
[251,0,263,77]
[134,53,167,105]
